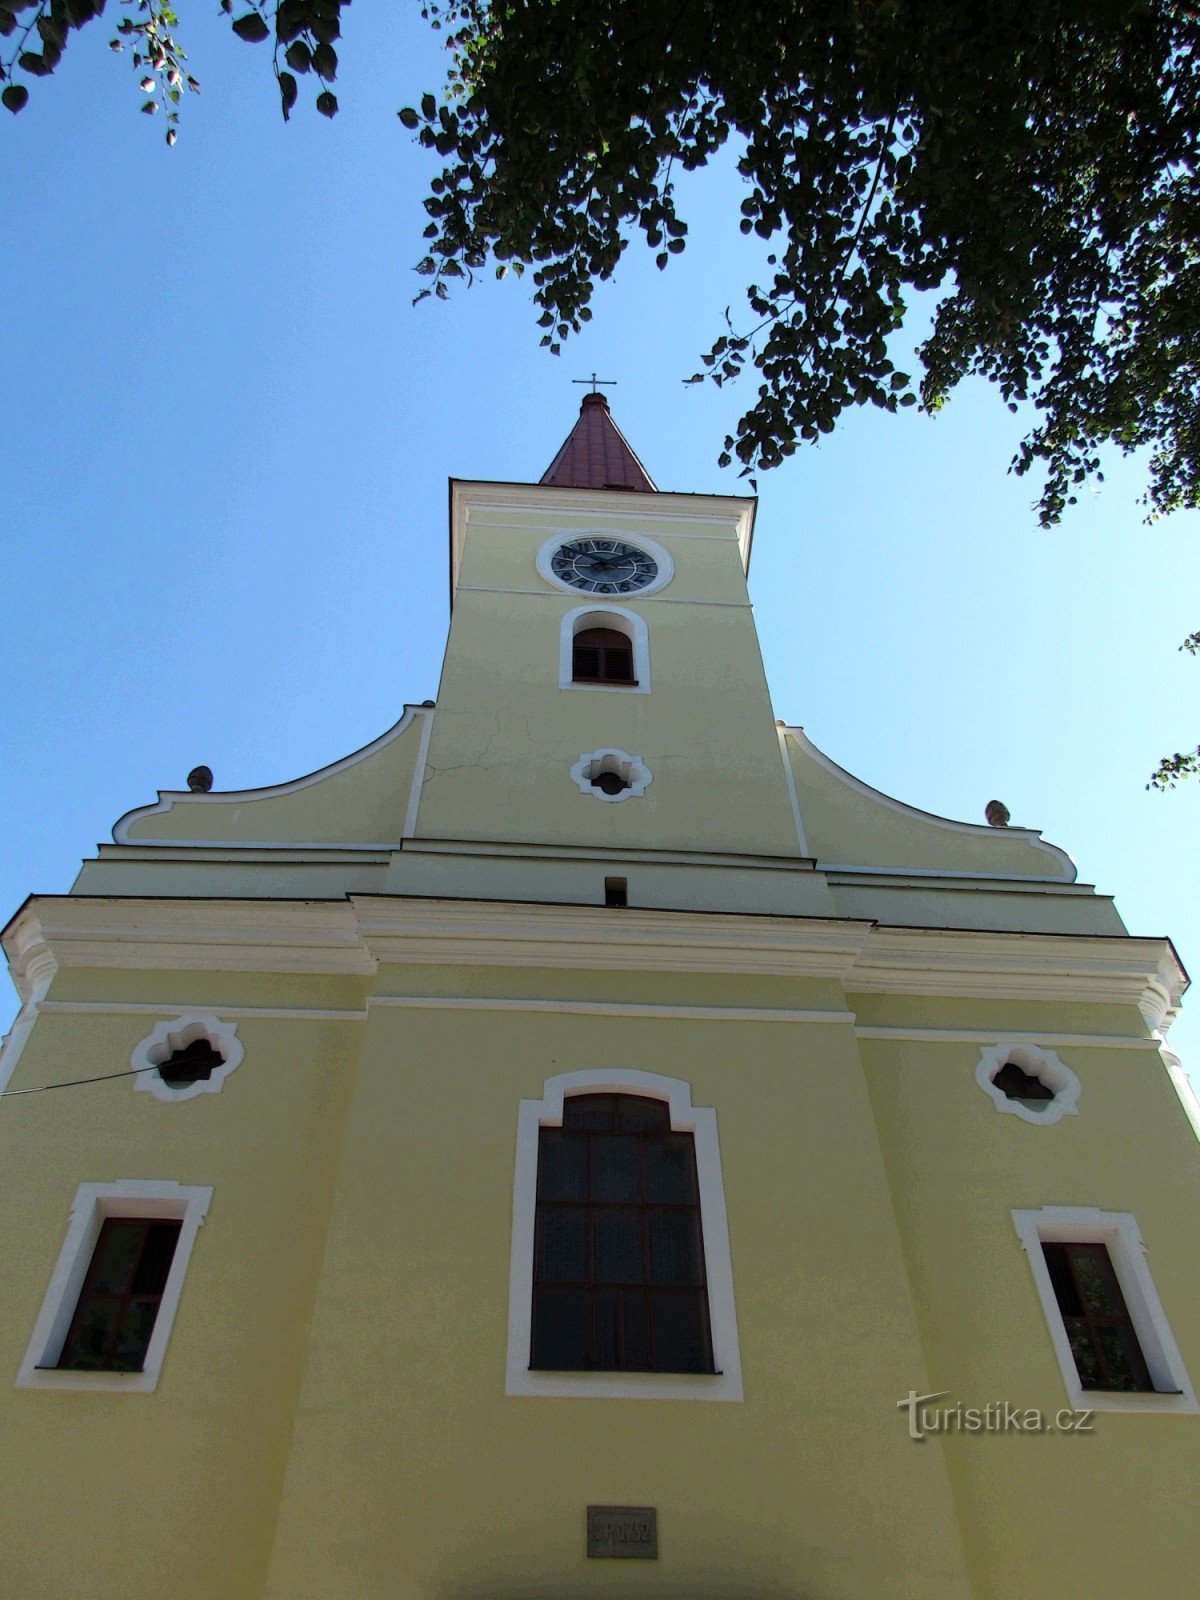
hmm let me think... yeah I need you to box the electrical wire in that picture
[0,1064,177,1098]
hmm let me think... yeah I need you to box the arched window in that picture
[506,1069,742,1400]
[559,606,651,695]
[572,627,636,686]
[532,1093,713,1373]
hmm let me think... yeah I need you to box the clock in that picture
[548,538,659,596]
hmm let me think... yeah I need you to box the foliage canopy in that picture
[6,0,1199,782]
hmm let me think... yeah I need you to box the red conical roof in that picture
[540,392,657,492]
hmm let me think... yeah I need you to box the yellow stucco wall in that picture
[0,933,1194,1600]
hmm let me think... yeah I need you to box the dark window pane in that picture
[1097,1325,1149,1392]
[572,645,601,681]
[535,1208,588,1283]
[592,1135,640,1202]
[131,1221,181,1295]
[61,1299,122,1370]
[1043,1244,1082,1315]
[593,1289,620,1369]
[1071,1247,1123,1316]
[112,1301,159,1370]
[604,645,634,681]
[531,1289,589,1370]
[615,1097,669,1132]
[621,1288,651,1369]
[650,1209,705,1286]
[563,1095,615,1130]
[537,1130,587,1200]
[651,1290,713,1373]
[1066,1321,1104,1389]
[594,1209,645,1283]
[532,1111,712,1374]
[88,1221,144,1294]
[644,1135,699,1203]
[57,1217,180,1374]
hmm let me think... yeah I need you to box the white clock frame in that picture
[536,531,674,598]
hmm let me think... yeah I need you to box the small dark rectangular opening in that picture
[604,877,628,908]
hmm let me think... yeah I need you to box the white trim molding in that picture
[131,1014,245,1103]
[506,1069,743,1401]
[1012,1206,1197,1413]
[975,1041,1081,1125]
[559,604,651,695]
[18,1180,213,1393]
[569,749,652,803]
[535,530,675,598]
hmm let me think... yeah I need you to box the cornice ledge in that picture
[851,926,1187,1009]
[352,898,869,977]
[2,897,374,979]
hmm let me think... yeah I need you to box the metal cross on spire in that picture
[572,373,617,394]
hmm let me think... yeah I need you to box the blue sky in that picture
[3,6,1198,1073]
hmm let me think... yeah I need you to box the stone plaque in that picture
[586,1505,658,1560]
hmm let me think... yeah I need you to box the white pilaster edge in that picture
[506,1069,743,1401]
[778,725,1078,882]
[974,1041,1081,1124]
[130,1014,244,1103]
[18,1180,213,1393]
[1012,1206,1198,1413]
[111,703,433,847]
[0,948,57,1096]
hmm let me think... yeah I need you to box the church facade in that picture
[1,394,1197,1599]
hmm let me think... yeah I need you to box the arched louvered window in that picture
[531,1093,714,1373]
[572,627,637,686]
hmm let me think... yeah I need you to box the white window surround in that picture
[1012,1206,1197,1414]
[559,604,651,695]
[570,748,652,803]
[535,531,675,598]
[18,1180,213,1393]
[131,1013,244,1103]
[506,1068,743,1401]
[975,1041,1080,1126]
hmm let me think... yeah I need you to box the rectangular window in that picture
[1012,1206,1197,1414]
[1041,1242,1153,1392]
[18,1180,213,1393]
[58,1218,182,1373]
[531,1093,714,1374]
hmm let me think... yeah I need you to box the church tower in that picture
[1,396,1197,1600]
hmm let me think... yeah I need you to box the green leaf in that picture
[285,39,310,73]
[315,89,337,117]
[312,41,336,80]
[398,106,419,128]
[2,82,29,112]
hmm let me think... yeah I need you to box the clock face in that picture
[549,539,659,596]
